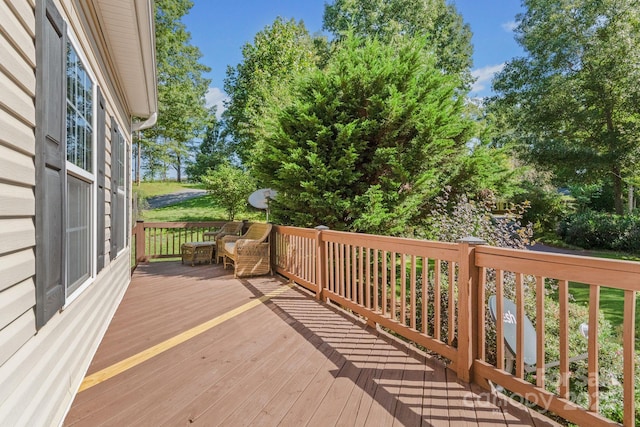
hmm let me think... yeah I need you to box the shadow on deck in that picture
[64,261,558,426]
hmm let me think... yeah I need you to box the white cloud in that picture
[502,20,518,32]
[205,87,228,119]
[471,63,505,93]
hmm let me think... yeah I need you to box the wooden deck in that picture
[64,261,559,426]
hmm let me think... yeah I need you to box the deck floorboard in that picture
[64,261,560,427]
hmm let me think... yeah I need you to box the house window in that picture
[66,44,93,172]
[66,41,94,295]
[113,126,126,253]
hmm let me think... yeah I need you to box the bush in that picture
[558,210,640,252]
[511,181,572,236]
[201,163,255,221]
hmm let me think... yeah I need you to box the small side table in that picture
[181,242,215,266]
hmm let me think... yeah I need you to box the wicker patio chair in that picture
[202,221,243,263]
[221,223,273,278]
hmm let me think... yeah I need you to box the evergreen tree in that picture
[253,36,473,234]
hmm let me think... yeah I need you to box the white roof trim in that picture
[95,0,158,118]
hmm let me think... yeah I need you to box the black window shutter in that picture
[35,0,67,329]
[96,88,106,271]
[110,117,119,260]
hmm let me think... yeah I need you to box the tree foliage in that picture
[201,163,255,221]
[323,0,473,87]
[253,36,473,234]
[223,18,323,164]
[186,107,232,181]
[141,0,211,181]
[490,0,640,214]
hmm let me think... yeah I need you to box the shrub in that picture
[201,163,255,220]
[511,181,572,236]
[559,210,640,252]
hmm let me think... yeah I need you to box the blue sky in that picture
[182,1,526,116]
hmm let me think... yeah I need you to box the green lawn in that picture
[134,181,204,198]
[569,281,640,349]
[139,193,265,223]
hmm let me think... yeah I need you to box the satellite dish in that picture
[248,188,277,221]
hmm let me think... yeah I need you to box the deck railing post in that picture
[315,225,329,301]
[135,220,146,263]
[456,236,486,383]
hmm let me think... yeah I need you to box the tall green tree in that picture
[323,0,473,87]
[186,107,232,181]
[141,0,211,182]
[223,18,324,164]
[491,0,640,214]
[253,36,473,234]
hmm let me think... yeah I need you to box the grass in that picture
[538,232,640,346]
[133,181,204,198]
[139,193,265,222]
[569,281,640,350]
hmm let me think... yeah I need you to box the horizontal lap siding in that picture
[0,256,131,425]
[0,0,134,426]
[0,0,37,368]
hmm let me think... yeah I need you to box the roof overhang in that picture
[93,0,158,119]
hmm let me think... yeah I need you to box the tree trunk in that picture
[176,154,182,183]
[612,166,623,214]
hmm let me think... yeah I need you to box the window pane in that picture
[66,42,93,172]
[67,175,91,294]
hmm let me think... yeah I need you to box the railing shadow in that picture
[237,276,552,426]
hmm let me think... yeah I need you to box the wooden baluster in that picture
[347,245,352,301]
[422,257,429,335]
[359,246,364,306]
[588,284,600,413]
[351,246,356,303]
[496,269,504,371]
[328,241,334,294]
[515,272,524,378]
[448,261,455,345]
[382,251,388,316]
[410,255,416,330]
[365,248,371,309]
[401,254,407,326]
[536,276,546,388]
[391,252,397,322]
[559,279,569,399]
[373,249,379,313]
[478,267,487,361]
[623,290,636,427]
[434,260,441,341]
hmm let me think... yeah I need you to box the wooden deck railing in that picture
[272,225,638,427]
[130,222,638,426]
[132,220,229,268]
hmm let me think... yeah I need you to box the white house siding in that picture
[0,0,38,365]
[0,0,142,424]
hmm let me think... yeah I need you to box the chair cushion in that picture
[224,242,236,256]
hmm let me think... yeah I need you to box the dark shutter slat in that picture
[96,88,106,272]
[35,0,66,329]
[110,117,119,260]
